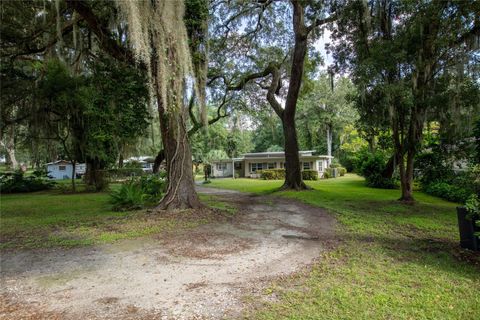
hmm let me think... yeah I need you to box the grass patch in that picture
[199,194,237,216]
[208,175,480,319]
[0,188,233,250]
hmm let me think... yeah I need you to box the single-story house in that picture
[46,160,86,180]
[211,151,333,178]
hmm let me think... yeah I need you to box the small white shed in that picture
[211,159,234,178]
[46,160,86,180]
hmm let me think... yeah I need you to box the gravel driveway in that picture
[1,186,336,319]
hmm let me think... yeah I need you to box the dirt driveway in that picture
[1,186,336,319]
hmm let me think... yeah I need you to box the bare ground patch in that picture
[1,187,336,319]
[163,230,255,259]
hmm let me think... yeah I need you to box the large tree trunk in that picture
[399,149,415,202]
[118,145,124,168]
[282,116,306,190]
[393,108,416,202]
[280,1,310,190]
[2,126,18,170]
[5,144,18,171]
[152,149,165,173]
[367,138,375,152]
[85,157,107,192]
[156,96,202,210]
[398,105,426,202]
[382,151,403,179]
[382,155,395,179]
[398,11,438,202]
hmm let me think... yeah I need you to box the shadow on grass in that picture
[351,233,480,277]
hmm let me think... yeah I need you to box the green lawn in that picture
[0,188,231,250]
[207,174,480,320]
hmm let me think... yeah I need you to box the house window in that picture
[250,163,263,172]
[302,162,313,170]
[59,165,66,171]
[280,162,285,169]
[250,162,276,172]
[216,163,227,170]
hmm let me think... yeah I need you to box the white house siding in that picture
[316,159,329,178]
[314,159,329,170]
[212,152,332,179]
[242,158,330,178]
[47,164,73,180]
[212,162,233,178]
[46,161,86,180]
[76,163,86,174]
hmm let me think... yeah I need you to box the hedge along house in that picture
[211,151,333,178]
[46,160,86,180]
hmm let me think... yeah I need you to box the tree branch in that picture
[209,95,232,126]
[188,95,199,128]
[10,21,76,59]
[228,62,284,117]
[66,0,139,68]
[187,93,232,137]
[266,67,283,118]
[306,14,338,33]
[227,63,277,91]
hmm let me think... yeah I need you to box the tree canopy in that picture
[1,0,479,206]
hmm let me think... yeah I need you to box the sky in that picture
[314,28,334,72]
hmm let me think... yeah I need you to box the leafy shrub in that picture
[322,171,330,179]
[107,168,144,180]
[302,170,318,180]
[424,182,471,203]
[474,118,480,164]
[329,163,347,176]
[325,168,335,178]
[465,194,480,220]
[194,164,203,175]
[0,170,56,193]
[449,171,478,195]
[124,161,142,169]
[416,151,454,187]
[465,164,480,195]
[158,170,168,179]
[339,154,357,173]
[358,152,396,189]
[266,145,283,152]
[260,169,286,180]
[110,182,146,211]
[110,174,166,211]
[420,164,479,203]
[351,147,373,173]
[56,183,75,194]
[326,167,345,178]
[138,175,165,202]
[329,162,341,169]
[366,173,396,189]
